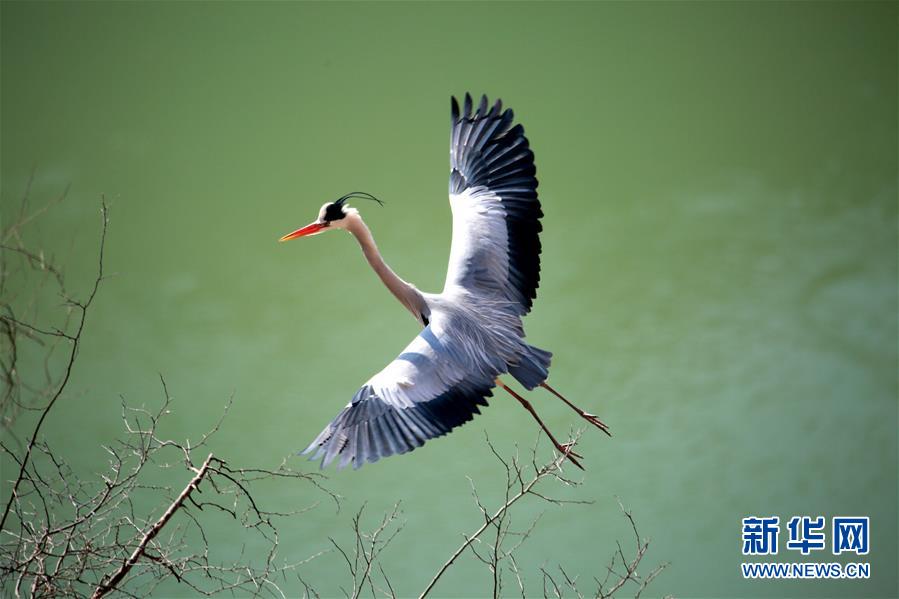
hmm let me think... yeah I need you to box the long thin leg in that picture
[496,379,584,470]
[540,382,612,437]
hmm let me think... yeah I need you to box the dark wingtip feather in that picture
[303,380,495,470]
[451,96,460,122]
[448,94,542,315]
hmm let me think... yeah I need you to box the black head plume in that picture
[324,191,384,222]
[334,191,384,207]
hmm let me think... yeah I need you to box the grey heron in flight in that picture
[280,94,610,470]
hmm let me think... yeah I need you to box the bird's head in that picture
[278,192,383,242]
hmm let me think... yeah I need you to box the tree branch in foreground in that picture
[0,196,107,533]
[317,431,668,599]
[91,453,216,599]
[1,192,337,597]
[1,377,336,598]
[1,184,667,598]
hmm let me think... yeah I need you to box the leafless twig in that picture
[1,373,335,597]
[91,453,216,598]
[0,195,108,533]
[329,502,404,599]
[1,182,667,598]
[418,433,667,599]
[1,190,336,597]
[419,432,588,598]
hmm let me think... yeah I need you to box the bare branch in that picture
[1,191,336,597]
[1,183,666,599]
[91,453,215,598]
[0,199,109,532]
[419,432,583,598]
[593,498,669,599]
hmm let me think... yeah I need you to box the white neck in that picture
[344,214,428,324]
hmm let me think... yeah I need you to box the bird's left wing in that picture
[302,321,503,469]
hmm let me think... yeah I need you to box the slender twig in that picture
[91,453,214,598]
[1,195,335,597]
[0,200,108,533]
[419,436,577,599]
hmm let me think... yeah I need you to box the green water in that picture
[2,2,896,597]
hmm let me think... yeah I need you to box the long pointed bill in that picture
[279,222,327,242]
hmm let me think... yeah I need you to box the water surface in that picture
[2,2,896,597]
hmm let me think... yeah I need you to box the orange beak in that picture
[279,222,327,242]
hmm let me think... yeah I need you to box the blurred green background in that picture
[2,2,896,597]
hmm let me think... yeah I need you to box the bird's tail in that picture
[508,344,552,390]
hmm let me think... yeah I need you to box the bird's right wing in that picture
[444,93,543,315]
[302,319,505,469]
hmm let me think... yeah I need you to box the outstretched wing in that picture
[302,320,504,470]
[445,93,542,315]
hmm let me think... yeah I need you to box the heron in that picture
[280,93,610,470]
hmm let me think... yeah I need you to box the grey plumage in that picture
[301,94,551,470]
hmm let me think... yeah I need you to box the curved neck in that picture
[345,216,427,323]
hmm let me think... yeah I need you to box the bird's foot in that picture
[557,442,583,459]
[556,442,585,470]
[540,382,612,438]
[580,412,612,437]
